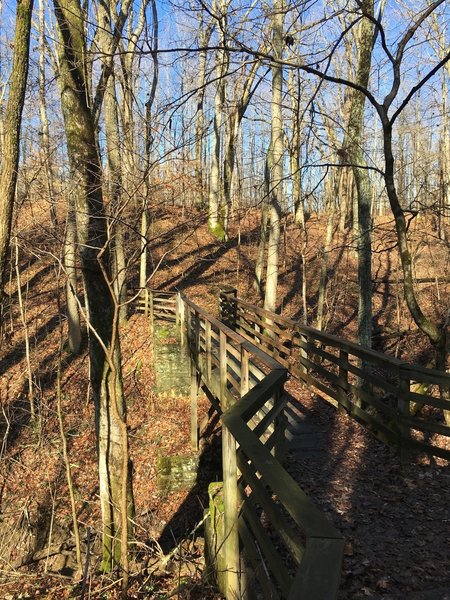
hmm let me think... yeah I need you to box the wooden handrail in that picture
[219,292,450,462]
[145,289,344,600]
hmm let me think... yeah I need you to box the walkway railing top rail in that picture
[219,290,450,462]
[144,289,344,600]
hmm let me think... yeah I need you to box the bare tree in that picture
[208,0,230,240]
[0,0,34,306]
[52,0,133,580]
[264,0,284,314]
[344,0,375,349]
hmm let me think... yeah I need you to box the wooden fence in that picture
[144,289,344,600]
[219,290,450,462]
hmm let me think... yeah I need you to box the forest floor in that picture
[0,201,449,598]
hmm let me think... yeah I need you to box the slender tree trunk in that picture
[316,177,336,330]
[208,0,229,240]
[140,0,158,290]
[345,0,375,349]
[254,205,269,297]
[223,59,261,231]
[0,0,34,301]
[194,17,212,208]
[64,201,82,354]
[0,0,4,157]
[439,51,449,240]
[98,0,127,323]
[38,0,57,227]
[53,0,132,573]
[264,0,284,314]
[289,68,305,228]
[15,236,35,419]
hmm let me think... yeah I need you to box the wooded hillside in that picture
[0,0,449,597]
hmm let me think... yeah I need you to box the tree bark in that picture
[264,0,284,314]
[194,14,213,208]
[288,68,305,228]
[345,0,375,349]
[0,0,34,301]
[53,0,132,572]
[64,201,82,354]
[38,0,57,227]
[208,0,229,240]
[140,0,158,290]
[97,0,127,323]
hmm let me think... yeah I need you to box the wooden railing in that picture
[219,290,450,462]
[145,289,344,600]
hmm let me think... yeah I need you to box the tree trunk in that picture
[288,68,305,228]
[64,202,82,354]
[98,0,127,323]
[53,0,132,573]
[208,0,229,240]
[439,44,449,241]
[345,0,375,349]
[0,0,34,301]
[38,0,57,227]
[140,0,158,290]
[194,16,212,208]
[264,0,284,314]
[316,177,336,330]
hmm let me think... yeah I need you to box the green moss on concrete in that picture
[209,222,227,242]
[157,455,200,493]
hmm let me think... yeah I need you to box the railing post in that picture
[179,294,186,347]
[398,368,411,462]
[222,422,240,600]
[240,347,249,397]
[143,288,149,317]
[175,293,180,332]
[274,386,287,464]
[148,290,154,334]
[219,330,227,401]
[299,331,308,376]
[205,321,212,382]
[221,327,240,599]
[219,286,237,330]
[190,310,200,451]
[338,349,349,414]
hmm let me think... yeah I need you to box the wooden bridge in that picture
[135,288,450,600]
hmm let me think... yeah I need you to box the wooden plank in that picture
[190,363,199,451]
[237,329,288,370]
[222,422,240,598]
[205,321,212,380]
[183,296,284,371]
[238,514,281,600]
[294,339,401,397]
[233,297,298,328]
[291,368,400,444]
[239,499,290,597]
[237,308,293,343]
[402,389,450,410]
[302,346,405,403]
[400,435,450,461]
[287,538,344,600]
[219,330,227,402]
[400,365,450,387]
[227,369,241,396]
[228,370,288,424]
[222,411,343,541]
[241,348,250,397]
[252,397,287,440]
[237,459,304,567]
[237,319,292,357]
[401,415,450,437]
